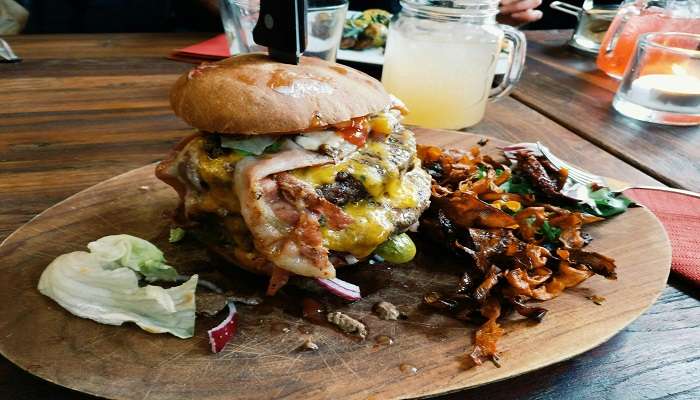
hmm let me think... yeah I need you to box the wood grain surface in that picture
[516,30,700,191]
[0,32,698,399]
[0,131,672,400]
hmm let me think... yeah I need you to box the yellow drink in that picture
[381,25,503,129]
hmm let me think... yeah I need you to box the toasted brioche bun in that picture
[171,54,391,135]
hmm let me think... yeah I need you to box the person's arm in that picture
[497,0,543,25]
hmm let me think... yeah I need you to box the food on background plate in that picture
[157,54,431,299]
[341,9,392,50]
[38,235,198,339]
[417,145,631,366]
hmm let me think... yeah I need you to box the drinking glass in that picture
[550,0,619,54]
[219,0,348,61]
[596,0,700,79]
[613,32,700,126]
[220,0,264,54]
[380,0,526,130]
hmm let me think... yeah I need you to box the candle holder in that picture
[613,32,700,126]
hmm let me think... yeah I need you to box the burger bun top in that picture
[170,54,391,135]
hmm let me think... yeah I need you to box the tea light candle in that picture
[627,73,700,112]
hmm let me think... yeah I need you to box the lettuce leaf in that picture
[579,187,633,217]
[219,135,279,156]
[38,235,197,338]
[87,234,177,282]
[500,173,535,195]
[169,227,186,243]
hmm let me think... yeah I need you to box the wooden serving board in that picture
[0,131,671,400]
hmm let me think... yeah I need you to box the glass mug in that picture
[381,0,526,129]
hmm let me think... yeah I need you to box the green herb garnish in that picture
[500,174,535,195]
[476,165,487,180]
[539,221,561,242]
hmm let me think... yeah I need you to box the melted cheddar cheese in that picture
[321,201,394,258]
[184,119,424,259]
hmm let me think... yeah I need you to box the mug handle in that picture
[550,1,583,18]
[599,8,629,56]
[490,25,527,101]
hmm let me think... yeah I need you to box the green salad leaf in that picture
[579,187,634,217]
[500,173,535,195]
[87,235,177,282]
[38,235,197,339]
[169,227,186,243]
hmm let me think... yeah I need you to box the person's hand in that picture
[497,0,543,26]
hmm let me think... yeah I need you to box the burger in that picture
[156,54,431,296]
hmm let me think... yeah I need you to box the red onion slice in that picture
[502,143,540,162]
[315,278,361,301]
[207,302,238,353]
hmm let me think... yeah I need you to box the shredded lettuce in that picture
[219,135,279,156]
[38,235,197,338]
[87,234,177,282]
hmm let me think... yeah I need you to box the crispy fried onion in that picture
[468,297,504,367]
[417,144,618,368]
[434,193,518,231]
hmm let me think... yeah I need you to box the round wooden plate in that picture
[0,131,671,400]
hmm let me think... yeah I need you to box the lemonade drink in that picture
[382,25,502,129]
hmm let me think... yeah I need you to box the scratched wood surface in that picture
[0,131,672,400]
[0,32,697,400]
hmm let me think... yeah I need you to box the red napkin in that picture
[170,34,230,63]
[624,188,700,286]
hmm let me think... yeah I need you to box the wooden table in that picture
[0,31,698,399]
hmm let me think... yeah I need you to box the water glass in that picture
[613,32,700,126]
[219,0,348,61]
[220,0,264,54]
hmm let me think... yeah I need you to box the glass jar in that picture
[597,0,700,79]
[550,0,619,54]
[381,0,526,129]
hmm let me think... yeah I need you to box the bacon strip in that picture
[234,149,352,279]
[266,267,291,296]
[276,172,353,230]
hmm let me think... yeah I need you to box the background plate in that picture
[336,11,386,65]
[0,130,671,400]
